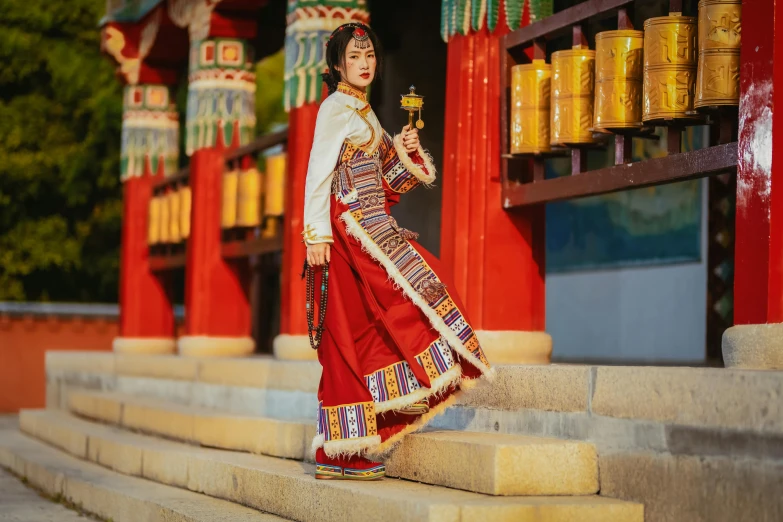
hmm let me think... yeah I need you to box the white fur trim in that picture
[273,334,317,361]
[340,211,493,379]
[112,337,176,355]
[177,336,255,357]
[393,134,437,185]
[374,363,463,413]
[322,435,382,458]
[310,433,325,458]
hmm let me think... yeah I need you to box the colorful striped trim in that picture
[315,462,386,480]
[316,401,377,442]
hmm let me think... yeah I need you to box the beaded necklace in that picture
[305,261,329,350]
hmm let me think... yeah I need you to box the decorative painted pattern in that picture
[440,0,553,41]
[121,84,179,180]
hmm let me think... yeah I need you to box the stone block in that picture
[723,323,783,370]
[115,376,194,405]
[19,409,88,458]
[68,390,123,424]
[460,365,591,412]
[87,434,143,476]
[141,443,192,488]
[459,497,644,522]
[196,356,321,392]
[46,351,115,375]
[192,413,309,460]
[385,431,599,495]
[600,451,783,522]
[591,366,783,433]
[115,354,199,381]
[122,400,195,442]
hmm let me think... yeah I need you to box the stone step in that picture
[19,409,644,522]
[0,426,287,522]
[68,389,599,496]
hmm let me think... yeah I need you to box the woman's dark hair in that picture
[321,22,383,95]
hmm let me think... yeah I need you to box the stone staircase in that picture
[2,351,781,521]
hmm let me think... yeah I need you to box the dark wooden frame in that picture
[499,0,738,210]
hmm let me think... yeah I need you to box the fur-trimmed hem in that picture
[368,393,461,459]
[322,435,382,459]
[340,211,493,378]
[374,363,463,414]
[393,134,437,186]
[310,433,325,458]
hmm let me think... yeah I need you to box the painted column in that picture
[722,0,783,369]
[177,36,258,357]
[115,84,180,354]
[274,1,369,360]
[440,0,552,364]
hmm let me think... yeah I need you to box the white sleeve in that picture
[302,100,349,245]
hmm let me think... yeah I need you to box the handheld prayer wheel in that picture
[236,167,262,227]
[695,0,741,109]
[594,30,644,131]
[179,186,191,240]
[148,196,161,245]
[264,153,286,217]
[168,189,181,243]
[551,48,596,146]
[221,170,238,229]
[510,59,551,154]
[400,86,424,130]
[159,191,170,244]
[643,15,699,122]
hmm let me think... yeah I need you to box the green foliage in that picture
[0,0,123,302]
[255,47,289,134]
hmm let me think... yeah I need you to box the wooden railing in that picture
[499,0,738,209]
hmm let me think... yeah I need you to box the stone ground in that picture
[0,415,98,522]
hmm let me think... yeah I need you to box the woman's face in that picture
[336,38,376,90]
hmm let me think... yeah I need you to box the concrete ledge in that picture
[177,335,255,358]
[116,354,199,380]
[591,367,783,433]
[723,323,783,370]
[476,330,553,365]
[16,409,645,522]
[0,428,285,522]
[112,336,176,355]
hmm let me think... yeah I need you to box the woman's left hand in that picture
[401,125,420,153]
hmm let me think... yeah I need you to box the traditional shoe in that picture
[397,398,430,415]
[314,449,385,481]
[315,462,386,480]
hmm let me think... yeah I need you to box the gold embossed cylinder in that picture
[510,60,551,154]
[264,153,286,217]
[594,30,644,130]
[221,170,238,229]
[551,49,596,146]
[168,189,181,243]
[179,185,191,240]
[148,196,161,245]
[696,0,741,108]
[643,15,699,122]
[237,167,262,227]
[159,191,170,244]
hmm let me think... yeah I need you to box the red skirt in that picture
[312,195,489,459]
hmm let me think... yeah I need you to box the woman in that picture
[304,22,492,481]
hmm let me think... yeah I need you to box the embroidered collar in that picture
[337,82,368,102]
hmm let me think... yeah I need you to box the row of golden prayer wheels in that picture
[510,0,741,154]
[147,152,287,246]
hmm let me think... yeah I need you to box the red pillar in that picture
[116,173,176,353]
[734,0,783,325]
[440,27,550,363]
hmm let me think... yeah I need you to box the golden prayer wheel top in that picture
[511,59,551,110]
[595,30,644,80]
[643,15,698,68]
[551,48,596,146]
[698,0,741,50]
[551,49,596,99]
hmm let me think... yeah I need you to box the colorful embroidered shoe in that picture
[314,449,385,481]
[397,398,430,415]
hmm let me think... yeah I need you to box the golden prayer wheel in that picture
[169,189,181,243]
[594,30,644,131]
[237,167,262,227]
[148,196,161,245]
[551,48,596,146]
[695,0,741,108]
[159,192,170,244]
[643,15,699,122]
[510,60,551,154]
[264,153,286,217]
[179,186,191,240]
[221,170,238,229]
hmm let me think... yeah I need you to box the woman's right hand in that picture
[307,243,331,266]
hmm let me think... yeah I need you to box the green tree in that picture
[0,0,123,302]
